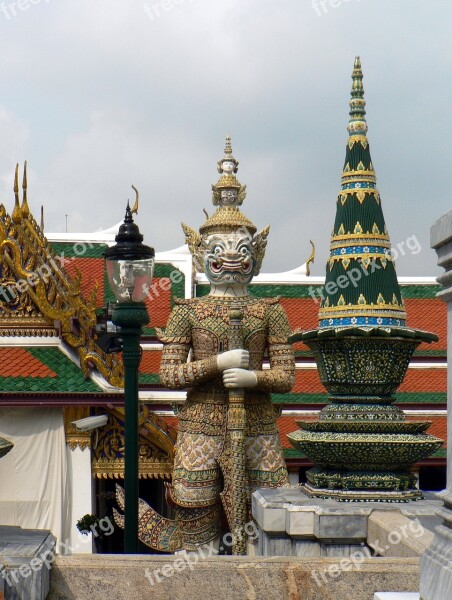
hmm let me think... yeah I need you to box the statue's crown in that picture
[199,134,256,235]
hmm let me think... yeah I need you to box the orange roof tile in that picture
[280,298,319,333]
[405,299,446,351]
[399,368,446,393]
[277,415,317,448]
[292,369,325,393]
[140,350,162,374]
[0,348,56,378]
[144,279,172,328]
[65,258,105,307]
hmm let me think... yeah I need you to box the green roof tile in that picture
[0,347,101,393]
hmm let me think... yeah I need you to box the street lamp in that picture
[104,202,154,553]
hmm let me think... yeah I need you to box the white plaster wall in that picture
[66,446,93,554]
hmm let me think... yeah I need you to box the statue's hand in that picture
[223,368,257,389]
[217,349,249,371]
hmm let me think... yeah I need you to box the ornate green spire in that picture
[318,57,406,329]
[347,56,368,137]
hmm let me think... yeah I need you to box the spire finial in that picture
[225,133,232,156]
[211,134,247,210]
[347,56,368,136]
[12,163,22,224]
[21,160,30,218]
[40,205,45,231]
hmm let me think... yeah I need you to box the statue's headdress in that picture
[182,135,269,274]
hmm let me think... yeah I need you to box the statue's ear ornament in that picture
[181,222,205,273]
[253,225,270,275]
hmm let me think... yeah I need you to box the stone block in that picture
[320,543,368,558]
[0,526,55,600]
[368,511,434,558]
[430,209,452,248]
[286,506,316,536]
[48,554,421,600]
[261,533,293,557]
[252,490,286,533]
[293,540,321,557]
[316,513,367,543]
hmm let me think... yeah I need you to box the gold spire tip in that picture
[224,133,232,155]
[14,164,19,195]
[22,160,28,190]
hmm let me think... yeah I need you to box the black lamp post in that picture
[104,203,154,553]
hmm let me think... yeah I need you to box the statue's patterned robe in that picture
[158,294,295,547]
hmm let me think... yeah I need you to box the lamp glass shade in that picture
[106,257,154,303]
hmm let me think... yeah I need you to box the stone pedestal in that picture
[0,525,55,600]
[420,210,452,599]
[252,487,442,558]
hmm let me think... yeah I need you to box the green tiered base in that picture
[288,328,443,502]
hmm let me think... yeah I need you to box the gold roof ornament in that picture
[0,163,124,386]
[21,161,30,219]
[12,164,22,224]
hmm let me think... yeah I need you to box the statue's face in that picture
[203,230,255,285]
[221,160,235,174]
[220,189,237,206]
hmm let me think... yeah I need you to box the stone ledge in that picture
[252,487,442,557]
[49,555,420,600]
[368,512,434,558]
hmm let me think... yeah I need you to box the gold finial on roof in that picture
[21,161,30,218]
[40,205,45,231]
[130,185,139,215]
[12,163,22,224]
[305,240,315,276]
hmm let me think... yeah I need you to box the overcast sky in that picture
[0,0,450,276]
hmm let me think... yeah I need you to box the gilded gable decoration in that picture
[0,163,123,387]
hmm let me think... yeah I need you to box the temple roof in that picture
[0,345,100,392]
[0,164,123,390]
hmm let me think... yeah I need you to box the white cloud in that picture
[0,0,450,275]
